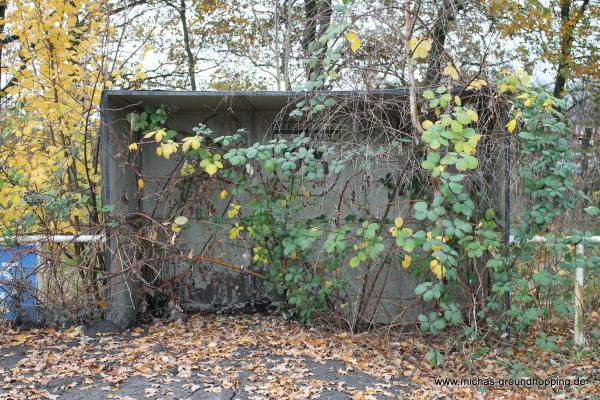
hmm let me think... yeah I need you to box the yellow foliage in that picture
[228,223,244,240]
[156,141,179,159]
[467,79,487,90]
[465,109,479,122]
[430,258,445,280]
[506,119,518,133]
[227,204,241,218]
[402,255,411,269]
[443,62,460,80]
[182,136,202,152]
[0,0,115,233]
[180,162,195,176]
[346,31,361,52]
[410,38,432,60]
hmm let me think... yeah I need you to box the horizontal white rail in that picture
[509,235,600,243]
[0,235,104,243]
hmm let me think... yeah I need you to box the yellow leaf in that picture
[239,336,252,344]
[463,142,476,155]
[394,217,404,228]
[430,259,445,280]
[467,79,487,90]
[410,38,431,60]
[182,136,202,152]
[346,31,362,52]
[228,224,242,239]
[143,130,156,139]
[402,255,411,269]
[128,143,138,152]
[443,62,459,80]
[346,31,358,42]
[465,108,479,122]
[227,204,240,219]
[180,162,195,176]
[421,120,433,129]
[205,163,218,176]
[137,179,144,189]
[468,134,481,147]
[506,118,517,133]
[220,190,228,200]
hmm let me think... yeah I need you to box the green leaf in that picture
[414,201,428,211]
[464,155,478,169]
[584,206,600,216]
[415,282,432,296]
[456,111,471,125]
[174,216,189,225]
[439,93,452,107]
[433,318,447,330]
[323,97,336,107]
[448,182,463,194]
[264,159,277,172]
[423,90,435,100]
[421,152,440,170]
[451,120,463,133]
[439,154,457,165]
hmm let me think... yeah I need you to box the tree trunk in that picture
[283,0,292,90]
[424,0,461,85]
[553,0,590,98]
[303,0,332,82]
[179,0,197,90]
[303,0,317,79]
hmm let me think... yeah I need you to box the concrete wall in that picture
[101,95,140,328]
[101,92,431,327]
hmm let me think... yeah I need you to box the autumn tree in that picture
[0,0,151,319]
[487,0,598,99]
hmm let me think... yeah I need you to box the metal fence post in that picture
[574,243,585,346]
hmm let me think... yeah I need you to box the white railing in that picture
[510,235,600,347]
[0,235,104,243]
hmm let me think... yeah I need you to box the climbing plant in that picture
[121,8,599,344]
[494,72,600,338]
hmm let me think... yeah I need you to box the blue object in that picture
[0,245,38,322]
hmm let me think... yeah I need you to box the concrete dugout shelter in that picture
[100,89,475,328]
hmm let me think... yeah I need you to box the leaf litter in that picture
[0,314,598,399]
